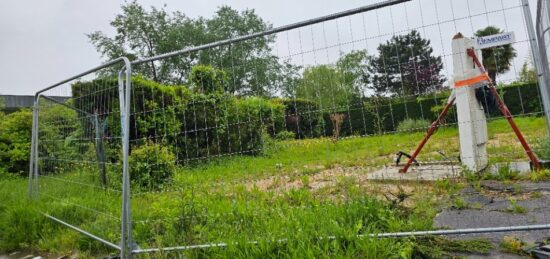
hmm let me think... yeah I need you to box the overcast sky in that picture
[0,0,539,95]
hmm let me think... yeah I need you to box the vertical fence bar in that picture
[28,98,38,198]
[537,0,550,136]
[33,96,40,195]
[524,0,550,133]
[118,58,133,259]
[118,69,128,259]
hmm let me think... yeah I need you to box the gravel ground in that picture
[434,181,550,258]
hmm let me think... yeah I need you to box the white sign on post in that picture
[474,31,515,49]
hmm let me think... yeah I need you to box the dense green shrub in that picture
[321,82,540,138]
[534,137,550,160]
[0,109,32,175]
[37,101,82,174]
[72,76,285,164]
[275,131,296,141]
[500,82,542,116]
[189,65,228,94]
[396,118,431,132]
[129,142,175,190]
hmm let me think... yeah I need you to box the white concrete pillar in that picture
[451,33,488,172]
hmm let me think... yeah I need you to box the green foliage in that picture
[0,109,33,175]
[529,169,550,182]
[332,82,540,138]
[368,30,445,95]
[475,26,517,83]
[336,50,370,93]
[129,142,176,190]
[37,102,81,174]
[274,131,296,141]
[295,65,355,113]
[396,118,431,132]
[279,98,323,139]
[189,65,228,94]
[534,136,550,160]
[451,197,469,210]
[72,76,285,164]
[88,2,289,96]
[489,164,520,181]
[413,237,493,257]
[500,236,528,255]
[517,59,537,83]
[0,117,545,256]
[0,95,5,111]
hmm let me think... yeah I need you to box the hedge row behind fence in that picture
[72,77,284,164]
[322,82,543,138]
[70,79,541,163]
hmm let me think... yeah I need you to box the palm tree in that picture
[474,26,517,83]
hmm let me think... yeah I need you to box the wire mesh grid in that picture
[30,0,550,257]
[29,58,132,253]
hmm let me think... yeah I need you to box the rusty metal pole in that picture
[400,95,456,173]
[466,48,541,170]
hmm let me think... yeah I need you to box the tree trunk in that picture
[488,70,497,85]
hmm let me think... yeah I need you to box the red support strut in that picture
[466,48,540,170]
[399,96,455,173]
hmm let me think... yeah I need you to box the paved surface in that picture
[434,181,550,258]
[367,164,461,181]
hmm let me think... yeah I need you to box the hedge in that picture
[277,98,323,139]
[69,80,546,162]
[321,82,542,137]
[72,76,284,164]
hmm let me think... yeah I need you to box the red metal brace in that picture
[466,48,541,170]
[399,94,456,173]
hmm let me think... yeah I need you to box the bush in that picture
[189,65,228,94]
[534,136,550,160]
[0,109,33,175]
[275,131,296,141]
[129,142,175,190]
[37,101,81,174]
[396,118,431,132]
[72,76,285,164]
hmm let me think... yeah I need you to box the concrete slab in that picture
[489,161,532,175]
[367,163,461,181]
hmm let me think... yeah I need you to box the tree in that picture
[517,58,537,83]
[276,60,302,98]
[295,51,367,140]
[295,65,358,112]
[89,1,281,96]
[368,30,445,96]
[474,26,517,83]
[336,50,370,96]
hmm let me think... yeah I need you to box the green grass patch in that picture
[0,116,546,257]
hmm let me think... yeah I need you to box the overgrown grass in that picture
[0,116,546,257]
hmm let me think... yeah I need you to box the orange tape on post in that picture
[454,73,489,88]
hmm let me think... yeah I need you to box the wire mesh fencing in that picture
[30,0,550,258]
[29,58,132,255]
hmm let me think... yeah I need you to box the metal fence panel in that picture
[28,0,550,257]
[29,57,132,258]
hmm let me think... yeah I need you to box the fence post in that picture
[119,58,134,259]
[28,97,38,198]
[523,0,550,133]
